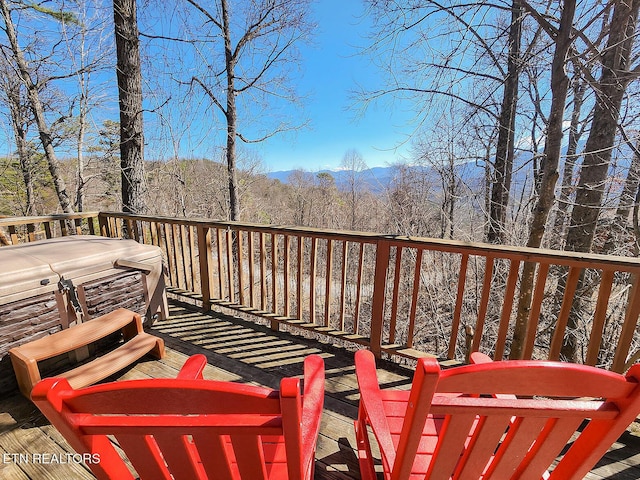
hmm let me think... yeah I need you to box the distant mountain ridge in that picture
[266,166,399,193]
[266,158,536,196]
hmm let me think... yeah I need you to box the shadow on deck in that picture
[1,298,640,479]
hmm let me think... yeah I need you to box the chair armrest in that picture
[176,354,208,379]
[470,352,493,364]
[354,350,397,469]
[301,355,325,473]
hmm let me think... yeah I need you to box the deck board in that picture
[0,298,639,479]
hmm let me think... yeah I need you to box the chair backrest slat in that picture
[513,417,583,480]
[232,434,269,480]
[192,433,236,480]
[453,415,513,479]
[153,432,204,480]
[486,416,549,479]
[115,433,173,480]
[427,414,479,480]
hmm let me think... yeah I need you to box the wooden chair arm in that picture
[301,354,325,472]
[176,354,208,379]
[354,350,397,470]
[470,351,493,364]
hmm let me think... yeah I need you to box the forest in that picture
[0,0,639,259]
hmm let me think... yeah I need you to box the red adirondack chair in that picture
[354,349,640,480]
[32,353,325,480]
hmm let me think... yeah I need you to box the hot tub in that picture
[0,236,168,393]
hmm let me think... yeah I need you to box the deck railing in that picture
[2,212,640,372]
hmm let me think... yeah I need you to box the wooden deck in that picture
[1,299,640,479]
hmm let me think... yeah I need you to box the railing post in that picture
[370,239,391,358]
[197,225,213,312]
[98,214,110,237]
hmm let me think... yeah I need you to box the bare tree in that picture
[561,0,640,361]
[60,0,112,212]
[0,54,34,214]
[340,149,368,231]
[153,0,314,222]
[487,0,524,244]
[551,76,588,248]
[360,1,554,244]
[0,0,74,213]
[114,0,146,214]
[511,0,577,359]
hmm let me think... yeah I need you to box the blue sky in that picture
[255,1,414,173]
[0,1,417,174]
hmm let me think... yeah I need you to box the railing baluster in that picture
[216,228,225,300]
[189,225,198,292]
[324,239,333,328]
[472,256,494,353]
[226,228,234,304]
[494,259,521,360]
[296,236,304,321]
[353,242,365,335]
[339,240,348,332]
[309,237,318,325]
[284,235,291,317]
[448,254,469,359]
[388,246,403,345]
[59,219,68,236]
[149,221,158,246]
[248,232,256,308]
[260,232,267,311]
[26,223,36,242]
[180,224,190,291]
[522,262,550,359]
[586,270,614,366]
[163,223,176,287]
[407,248,423,349]
[172,224,184,290]
[237,230,246,305]
[549,266,582,360]
[8,226,17,244]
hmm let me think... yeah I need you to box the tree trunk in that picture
[510,0,576,359]
[5,81,35,215]
[561,0,639,360]
[15,115,34,215]
[602,139,640,254]
[0,0,74,214]
[487,0,523,243]
[551,77,586,248]
[76,87,87,212]
[221,0,240,222]
[113,0,145,214]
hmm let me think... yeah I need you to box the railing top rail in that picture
[99,212,640,271]
[0,212,99,227]
[98,212,382,244]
